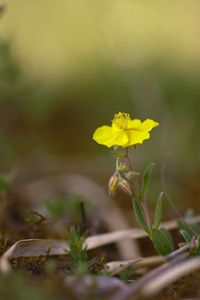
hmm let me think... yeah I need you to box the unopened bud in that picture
[118,178,133,197]
[108,174,119,196]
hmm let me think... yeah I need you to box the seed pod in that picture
[108,174,119,196]
[118,178,133,197]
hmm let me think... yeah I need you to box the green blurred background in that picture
[0,0,199,210]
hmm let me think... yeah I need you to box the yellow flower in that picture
[93,112,159,148]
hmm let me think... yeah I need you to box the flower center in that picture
[112,112,130,130]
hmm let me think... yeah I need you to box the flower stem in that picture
[125,147,134,171]
[125,147,140,196]
[125,147,151,227]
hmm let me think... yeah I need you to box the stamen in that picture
[113,112,130,122]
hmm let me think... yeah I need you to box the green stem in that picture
[125,147,134,171]
[125,147,141,197]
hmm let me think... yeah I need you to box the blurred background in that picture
[0,0,199,216]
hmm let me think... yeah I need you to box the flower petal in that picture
[93,126,128,148]
[113,132,129,147]
[133,119,159,132]
[127,119,142,129]
[126,130,150,146]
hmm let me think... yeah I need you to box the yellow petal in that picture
[93,126,128,148]
[135,119,159,132]
[126,130,150,146]
[127,119,142,129]
[113,131,129,147]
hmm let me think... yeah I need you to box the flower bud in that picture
[108,174,119,196]
[118,178,133,197]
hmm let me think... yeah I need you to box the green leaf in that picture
[177,219,197,239]
[141,163,156,199]
[154,192,163,228]
[151,227,174,255]
[180,230,192,243]
[160,227,174,246]
[132,199,149,234]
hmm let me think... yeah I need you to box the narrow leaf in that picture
[160,228,174,247]
[154,192,163,229]
[141,163,156,199]
[132,199,149,234]
[184,211,200,235]
[180,230,192,243]
[177,219,197,239]
[152,227,174,255]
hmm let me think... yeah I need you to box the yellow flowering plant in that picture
[93,112,159,148]
[93,112,175,255]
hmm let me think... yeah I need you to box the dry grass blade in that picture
[84,215,200,249]
[105,256,165,275]
[105,259,141,275]
[1,215,200,273]
[142,257,200,296]
[118,255,200,300]
[0,239,69,272]
[111,245,192,300]
[17,173,141,259]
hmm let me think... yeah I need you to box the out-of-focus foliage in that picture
[0,3,199,299]
[1,1,200,81]
[45,195,91,220]
[0,273,54,300]
[0,0,199,205]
